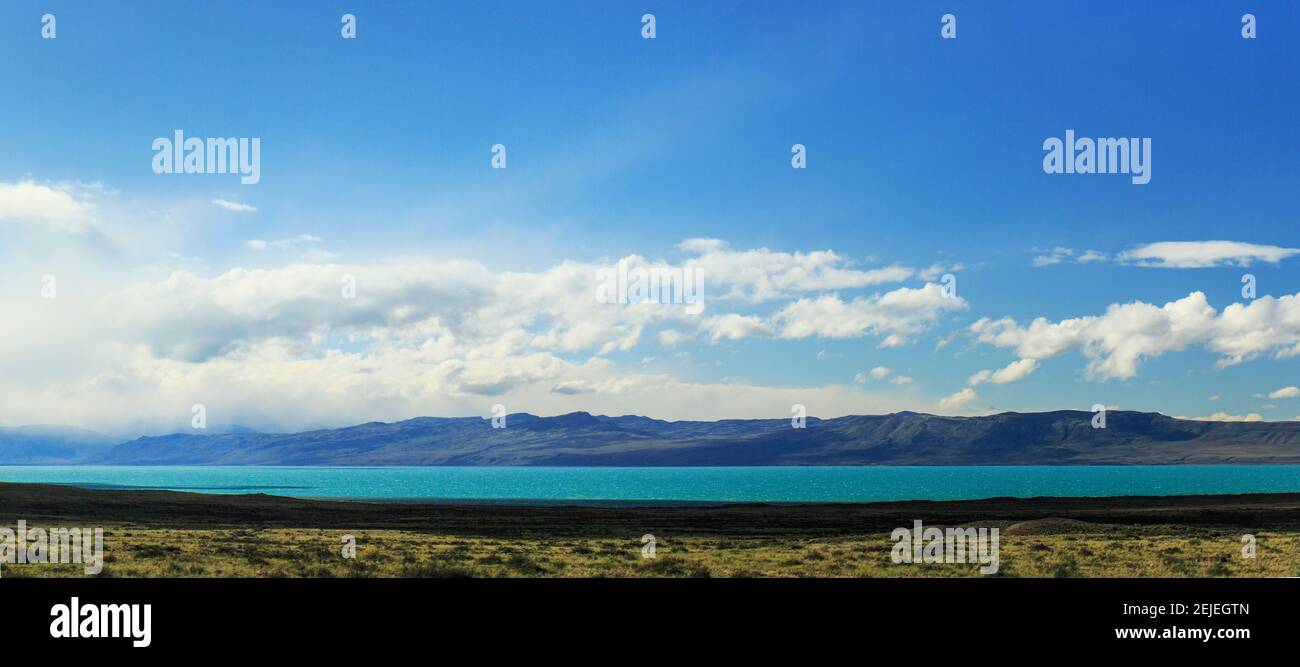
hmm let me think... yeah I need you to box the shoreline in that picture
[5,481,1300,530]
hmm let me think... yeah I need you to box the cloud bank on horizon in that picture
[1,2,1297,435]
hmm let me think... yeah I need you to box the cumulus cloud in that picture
[968,358,1039,386]
[2,235,969,432]
[96,262,486,361]
[678,238,914,302]
[551,380,590,395]
[0,180,95,233]
[855,366,894,384]
[1204,293,1300,366]
[691,283,966,348]
[212,199,257,213]
[1117,241,1300,268]
[939,387,978,409]
[0,228,1057,432]
[657,329,689,347]
[701,314,771,342]
[0,337,933,435]
[970,291,1300,380]
[95,255,708,365]
[1268,386,1300,399]
[772,284,968,344]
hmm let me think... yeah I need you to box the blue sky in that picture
[1,1,1298,434]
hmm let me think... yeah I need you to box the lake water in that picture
[3,465,1300,504]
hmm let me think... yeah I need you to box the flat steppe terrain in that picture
[1,482,1296,577]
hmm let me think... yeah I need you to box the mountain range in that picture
[3,410,1300,466]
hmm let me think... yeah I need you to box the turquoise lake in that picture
[3,465,1300,504]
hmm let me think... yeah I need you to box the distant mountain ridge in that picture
[4,410,1299,466]
[0,425,119,464]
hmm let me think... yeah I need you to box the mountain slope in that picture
[0,425,119,464]
[78,410,1300,466]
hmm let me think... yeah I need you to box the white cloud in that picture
[679,239,914,302]
[1117,241,1300,268]
[97,258,692,364]
[245,234,323,250]
[855,366,896,384]
[970,291,1300,380]
[1031,241,1299,269]
[1207,293,1300,366]
[0,332,936,435]
[969,358,1039,385]
[657,330,687,347]
[990,358,1038,383]
[551,380,590,395]
[49,242,940,427]
[918,262,964,281]
[0,180,95,233]
[244,235,335,260]
[890,375,913,385]
[1031,247,1074,267]
[939,387,978,409]
[1268,386,1300,399]
[677,238,726,254]
[1032,247,1109,267]
[701,314,771,342]
[691,283,967,348]
[773,284,968,344]
[1177,412,1265,422]
[212,199,257,213]
[2,232,980,434]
